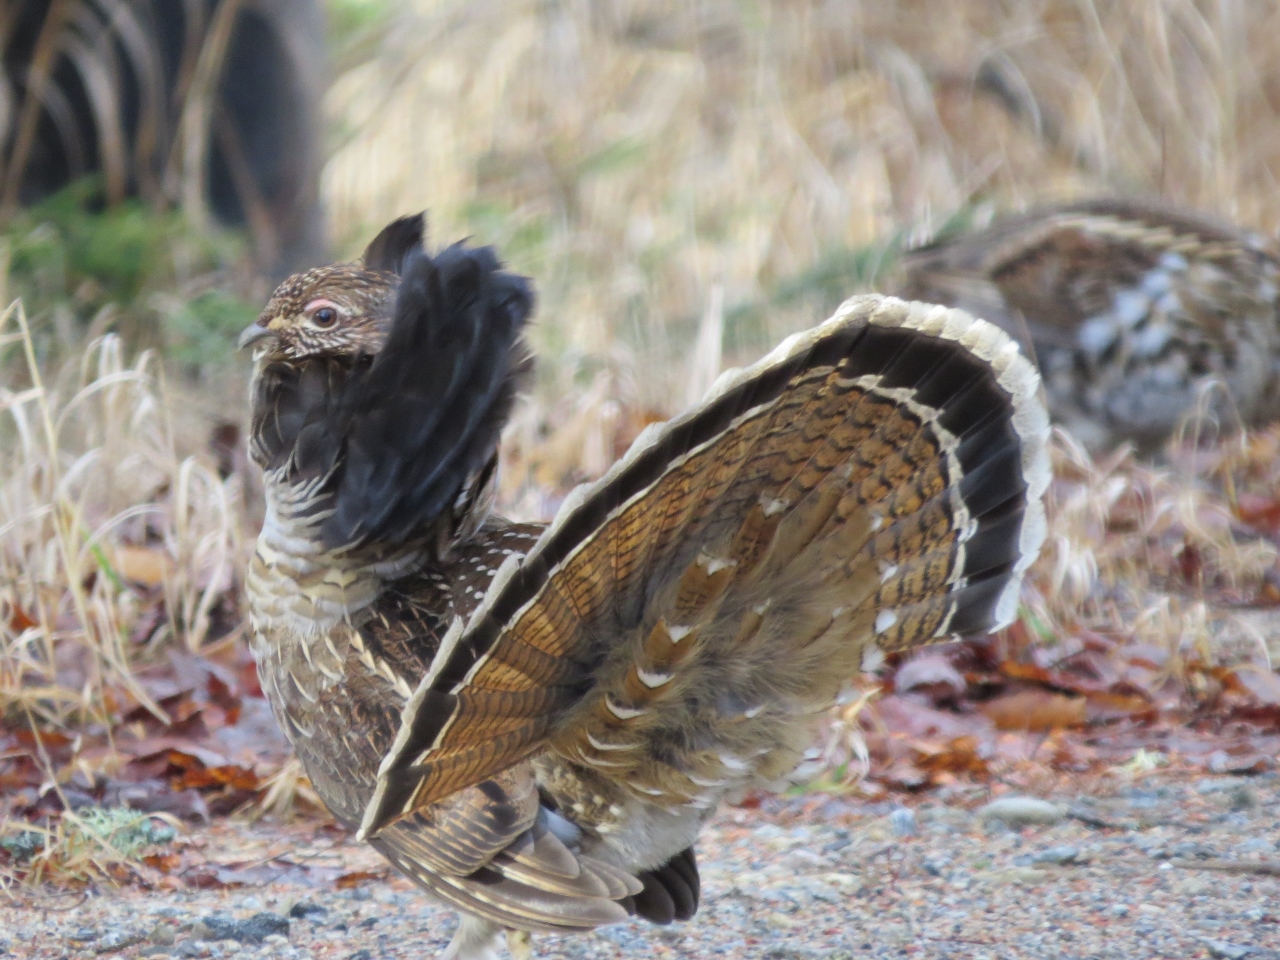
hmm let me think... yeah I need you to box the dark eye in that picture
[313,307,337,327]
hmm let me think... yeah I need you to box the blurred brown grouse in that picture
[240,213,1051,959]
[898,198,1280,453]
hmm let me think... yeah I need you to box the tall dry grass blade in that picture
[1,299,246,740]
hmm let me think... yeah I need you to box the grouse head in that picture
[243,212,537,554]
[238,213,429,363]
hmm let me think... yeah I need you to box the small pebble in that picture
[889,807,918,838]
[1204,941,1254,960]
[95,929,147,954]
[1236,838,1274,854]
[778,848,828,871]
[1229,787,1257,811]
[977,796,1065,827]
[1014,844,1080,866]
[990,866,1047,885]
[202,913,289,945]
[287,902,327,920]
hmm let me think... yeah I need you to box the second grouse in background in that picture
[898,198,1280,453]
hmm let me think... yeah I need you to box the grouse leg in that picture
[440,914,505,960]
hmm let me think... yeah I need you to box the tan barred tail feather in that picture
[360,294,1050,839]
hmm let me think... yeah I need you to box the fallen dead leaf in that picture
[143,852,182,874]
[978,689,1086,731]
[108,545,173,587]
[335,870,387,889]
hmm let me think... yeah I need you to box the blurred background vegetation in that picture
[10,0,1280,410]
[5,1,1280,862]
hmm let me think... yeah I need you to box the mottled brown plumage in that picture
[243,213,1051,959]
[898,197,1280,452]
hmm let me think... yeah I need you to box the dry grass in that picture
[1028,429,1279,670]
[0,807,178,890]
[322,0,1280,417]
[0,300,246,742]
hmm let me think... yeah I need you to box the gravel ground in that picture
[5,774,1279,960]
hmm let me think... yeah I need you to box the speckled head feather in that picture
[245,212,536,555]
[240,214,431,363]
[246,263,399,361]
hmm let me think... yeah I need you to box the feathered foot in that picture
[440,915,504,960]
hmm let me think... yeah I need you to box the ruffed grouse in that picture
[898,197,1280,452]
[239,213,1050,959]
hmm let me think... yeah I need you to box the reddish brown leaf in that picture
[335,870,386,889]
[875,695,995,741]
[143,853,182,874]
[912,735,989,775]
[1084,691,1154,722]
[999,660,1055,684]
[6,603,37,632]
[183,868,233,889]
[1236,492,1280,531]
[173,764,259,792]
[979,689,1086,731]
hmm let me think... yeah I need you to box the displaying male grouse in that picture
[898,197,1280,453]
[239,213,1051,959]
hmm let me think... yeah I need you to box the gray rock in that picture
[1014,844,1080,866]
[977,796,1065,827]
[287,902,327,920]
[1235,838,1274,854]
[69,929,99,943]
[201,914,289,945]
[777,848,829,871]
[1203,941,1260,960]
[1196,778,1247,795]
[95,929,146,954]
[889,808,918,838]
[1229,787,1257,811]
[922,857,950,878]
[1169,842,1215,860]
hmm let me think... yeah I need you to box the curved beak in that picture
[237,323,276,351]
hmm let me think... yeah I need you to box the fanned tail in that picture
[362,295,1050,839]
